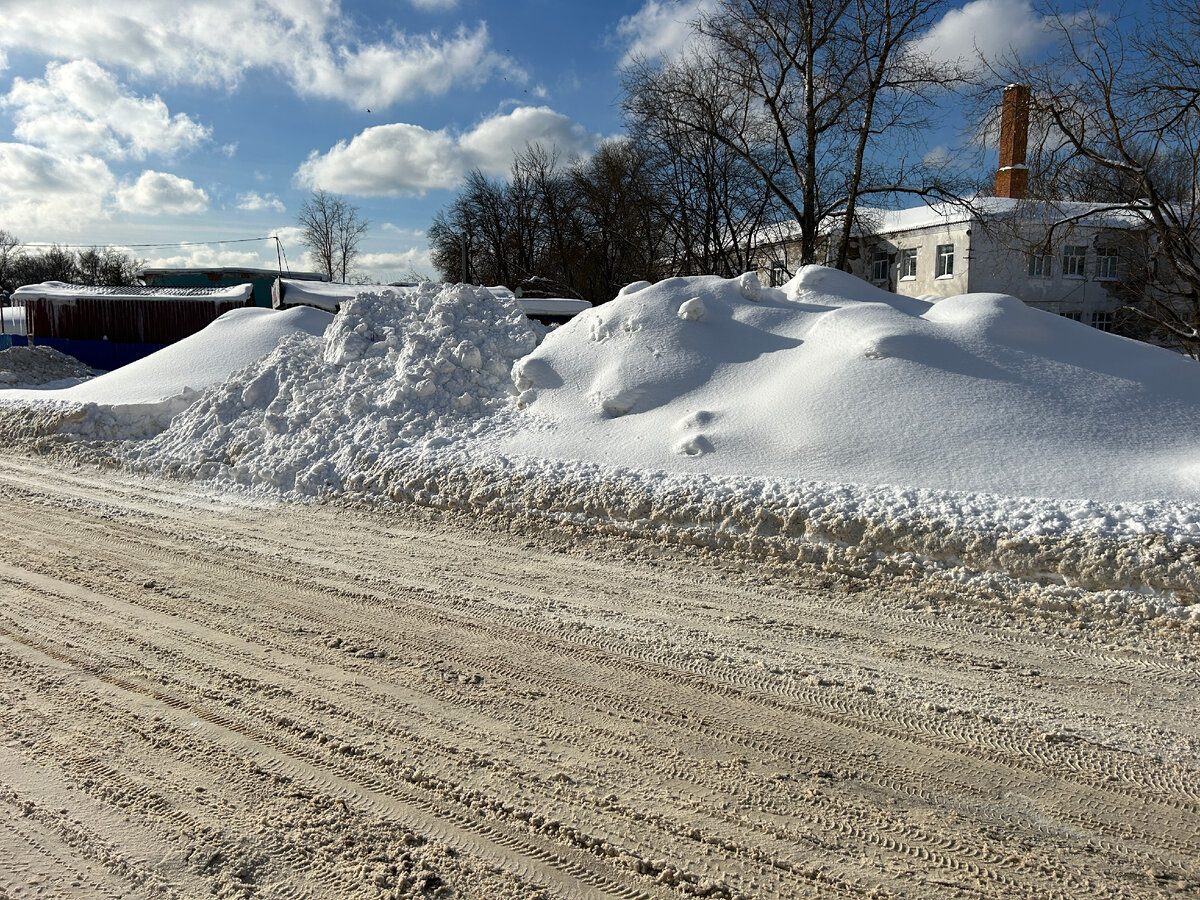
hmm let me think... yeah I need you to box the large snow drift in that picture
[0,305,331,438]
[500,267,1200,504]
[2,268,1199,603]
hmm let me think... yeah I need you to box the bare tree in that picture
[623,0,966,271]
[12,245,78,286]
[0,230,21,294]
[298,190,369,282]
[569,140,669,299]
[76,246,146,286]
[624,61,777,277]
[427,140,671,304]
[1000,0,1200,355]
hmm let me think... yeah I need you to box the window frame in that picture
[1091,310,1115,332]
[870,250,889,282]
[1028,253,1052,279]
[1095,248,1120,281]
[935,243,955,278]
[899,248,918,280]
[1062,245,1088,279]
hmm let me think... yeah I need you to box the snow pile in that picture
[500,266,1200,505]
[2,269,1198,605]
[134,283,540,495]
[276,279,415,313]
[0,306,331,440]
[0,345,91,387]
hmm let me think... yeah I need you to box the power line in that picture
[17,236,280,250]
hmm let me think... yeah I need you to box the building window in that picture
[1096,248,1120,280]
[935,244,954,278]
[1028,253,1052,278]
[1059,310,1083,321]
[871,250,889,282]
[770,266,787,287]
[899,248,917,280]
[1062,245,1087,278]
[1092,310,1114,332]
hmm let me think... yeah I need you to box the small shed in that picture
[271,278,398,312]
[139,266,326,309]
[11,281,255,369]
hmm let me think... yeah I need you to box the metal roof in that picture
[11,281,255,302]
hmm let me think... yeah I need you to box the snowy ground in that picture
[2,271,1198,899]
[2,456,1196,900]
[1,269,1197,613]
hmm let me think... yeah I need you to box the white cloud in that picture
[615,0,716,67]
[923,145,952,167]
[0,143,114,231]
[0,2,523,109]
[909,0,1054,69]
[237,191,286,213]
[269,225,308,247]
[143,246,270,270]
[2,60,211,160]
[356,248,435,279]
[296,123,462,195]
[295,106,601,196]
[115,170,209,214]
[409,0,460,10]
[457,106,597,174]
[296,24,525,108]
[381,222,425,239]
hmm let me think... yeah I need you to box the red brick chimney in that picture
[994,84,1030,199]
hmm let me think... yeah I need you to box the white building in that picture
[755,85,1158,334]
[844,197,1145,332]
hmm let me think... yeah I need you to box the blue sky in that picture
[0,0,1115,281]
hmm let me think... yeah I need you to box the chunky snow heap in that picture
[0,345,90,386]
[135,284,540,494]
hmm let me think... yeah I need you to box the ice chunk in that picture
[678,297,707,321]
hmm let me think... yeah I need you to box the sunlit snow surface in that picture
[3,269,1200,567]
[501,266,1200,504]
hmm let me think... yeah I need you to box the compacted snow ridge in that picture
[1,268,1198,607]
[0,344,91,387]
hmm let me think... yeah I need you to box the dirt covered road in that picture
[0,455,1197,899]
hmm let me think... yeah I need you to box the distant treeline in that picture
[427,140,772,307]
[0,232,145,296]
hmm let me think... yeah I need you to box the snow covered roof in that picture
[275,279,417,312]
[751,197,1151,248]
[12,281,254,302]
[861,197,1149,236]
